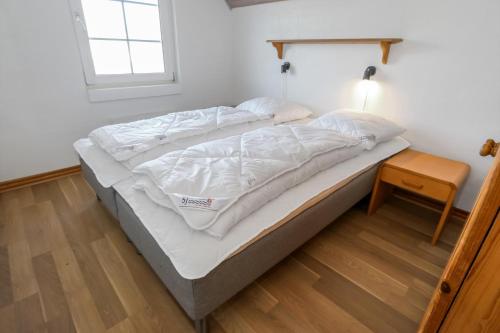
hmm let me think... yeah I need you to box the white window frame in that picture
[68,0,179,88]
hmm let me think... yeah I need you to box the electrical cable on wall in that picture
[362,91,369,111]
[281,70,288,99]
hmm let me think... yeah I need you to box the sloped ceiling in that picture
[226,0,287,9]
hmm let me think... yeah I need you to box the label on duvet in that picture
[172,195,229,211]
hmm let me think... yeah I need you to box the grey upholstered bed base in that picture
[80,158,379,332]
[80,158,118,219]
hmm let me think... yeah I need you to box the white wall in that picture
[0,0,233,181]
[231,0,500,210]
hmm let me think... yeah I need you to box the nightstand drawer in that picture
[380,166,451,201]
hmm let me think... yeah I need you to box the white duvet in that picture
[89,106,272,162]
[133,125,363,238]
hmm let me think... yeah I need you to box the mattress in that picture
[113,136,410,279]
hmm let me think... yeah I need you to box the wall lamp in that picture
[281,62,291,74]
[363,66,377,80]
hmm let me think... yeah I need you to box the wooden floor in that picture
[0,174,464,333]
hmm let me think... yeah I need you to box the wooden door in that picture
[419,140,500,332]
[440,213,500,332]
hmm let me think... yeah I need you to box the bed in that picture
[80,134,409,333]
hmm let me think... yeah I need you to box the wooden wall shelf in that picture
[267,38,403,64]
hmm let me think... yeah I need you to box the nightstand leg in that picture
[432,189,456,245]
[368,170,393,215]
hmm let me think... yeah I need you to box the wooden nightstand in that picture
[368,149,470,245]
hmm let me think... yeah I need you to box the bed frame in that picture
[80,159,379,333]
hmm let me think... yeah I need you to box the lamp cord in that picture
[281,70,288,99]
[362,89,369,111]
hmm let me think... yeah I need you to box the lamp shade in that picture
[363,66,377,80]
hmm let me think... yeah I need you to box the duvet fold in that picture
[133,124,363,238]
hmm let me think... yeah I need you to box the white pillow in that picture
[237,97,313,124]
[310,109,405,149]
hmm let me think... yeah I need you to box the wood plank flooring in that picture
[0,174,463,332]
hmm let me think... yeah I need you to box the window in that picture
[69,0,178,91]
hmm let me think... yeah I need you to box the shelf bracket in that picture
[271,42,284,60]
[380,41,392,64]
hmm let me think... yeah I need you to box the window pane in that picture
[130,42,165,73]
[89,40,131,75]
[124,3,162,40]
[81,0,126,39]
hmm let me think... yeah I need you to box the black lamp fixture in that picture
[281,61,291,74]
[363,66,377,80]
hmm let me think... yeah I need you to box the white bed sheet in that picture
[74,119,274,188]
[114,137,410,279]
